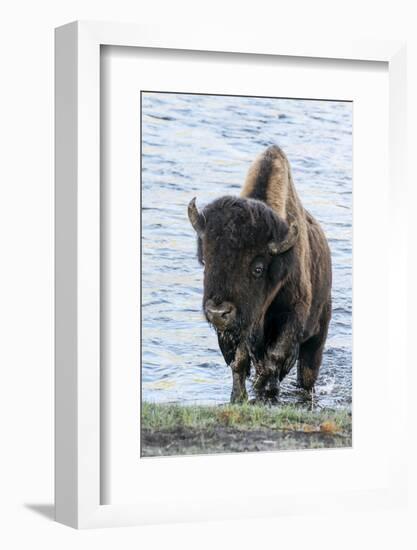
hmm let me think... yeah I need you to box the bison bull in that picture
[188,145,332,403]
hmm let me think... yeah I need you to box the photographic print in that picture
[140,91,352,457]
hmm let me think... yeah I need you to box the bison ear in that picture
[268,220,299,255]
[188,197,206,237]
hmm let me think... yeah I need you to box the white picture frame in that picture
[55,21,407,529]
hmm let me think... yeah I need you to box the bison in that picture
[188,145,332,403]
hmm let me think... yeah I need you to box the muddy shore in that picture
[142,425,351,456]
[141,402,352,457]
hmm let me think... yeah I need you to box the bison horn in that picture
[188,197,206,237]
[268,221,299,255]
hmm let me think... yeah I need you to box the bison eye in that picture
[252,264,264,278]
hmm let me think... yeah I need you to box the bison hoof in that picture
[230,389,248,404]
[256,386,280,405]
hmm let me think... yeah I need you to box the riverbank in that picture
[141,402,352,457]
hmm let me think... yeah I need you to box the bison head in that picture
[188,196,298,365]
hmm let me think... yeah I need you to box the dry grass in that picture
[141,402,351,435]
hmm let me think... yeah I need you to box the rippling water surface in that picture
[141,92,352,409]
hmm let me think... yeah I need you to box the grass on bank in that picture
[142,401,351,435]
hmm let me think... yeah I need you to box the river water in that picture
[141,92,352,410]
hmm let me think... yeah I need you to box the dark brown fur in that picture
[188,145,332,402]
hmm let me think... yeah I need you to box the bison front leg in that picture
[230,345,250,404]
[256,315,302,398]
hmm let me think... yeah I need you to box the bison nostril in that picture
[220,306,232,318]
[205,301,236,327]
